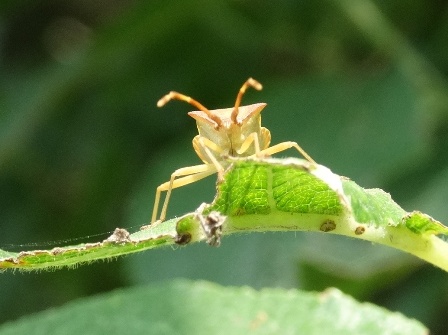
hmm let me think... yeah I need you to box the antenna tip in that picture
[248,78,263,91]
[157,92,173,108]
[156,99,165,108]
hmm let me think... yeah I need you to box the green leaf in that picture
[0,280,427,335]
[404,211,448,235]
[201,157,448,271]
[0,219,179,270]
[342,179,406,226]
[209,160,343,216]
[1,156,448,272]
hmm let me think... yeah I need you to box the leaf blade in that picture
[0,280,428,335]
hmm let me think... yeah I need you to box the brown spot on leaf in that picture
[320,220,336,232]
[175,233,192,245]
[355,226,365,235]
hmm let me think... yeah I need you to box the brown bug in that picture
[152,78,316,223]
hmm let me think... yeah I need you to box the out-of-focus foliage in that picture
[0,280,429,335]
[0,0,447,333]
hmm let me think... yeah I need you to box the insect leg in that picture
[236,132,261,155]
[259,141,317,164]
[195,136,226,180]
[152,164,217,223]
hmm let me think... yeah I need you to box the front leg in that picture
[151,164,217,223]
[237,132,316,164]
[235,127,271,157]
[193,135,227,180]
[259,141,316,164]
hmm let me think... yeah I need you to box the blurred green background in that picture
[1,0,448,333]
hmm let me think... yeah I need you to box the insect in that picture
[152,78,316,223]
